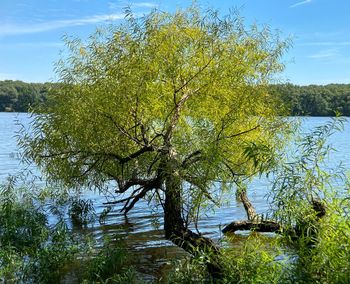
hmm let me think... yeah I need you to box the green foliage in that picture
[168,118,350,284]
[69,198,95,226]
[270,118,350,283]
[271,118,345,227]
[23,223,80,284]
[221,237,289,284]
[0,177,79,283]
[82,239,137,284]
[166,257,209,283]
[0,177,48,253]
[288,195,350,284]
[21,4,290,228]
[270,83,350,116]
[0,177,137,283]
[166,236,289,284]
[0,80,50,112]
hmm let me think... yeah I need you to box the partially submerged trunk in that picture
[223,188,281,234]
[222,220,281,234]
[163,170,184,237]
[223,190,327,238]
[238,189,258,221]
[163,161,223,280]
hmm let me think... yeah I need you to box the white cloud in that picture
[308,49,339,59]
[133,2,158,8]
[0,13,125,36]
[290,0,312,8]
[299,41,350,47]
[108,1,158,10]
[0,42,64,49]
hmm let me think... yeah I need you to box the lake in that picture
[1,112,349,278]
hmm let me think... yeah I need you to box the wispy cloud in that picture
[299,41,350,47]
[0,42,64,49]
[133,2,158,8]
[308,48,339,59]
[108,1,158,10]
[290,0,312,8]
[0,13,125,36]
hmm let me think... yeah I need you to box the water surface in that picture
[1,113,349,278]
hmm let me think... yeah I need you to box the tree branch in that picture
[181,150,202,168]
[222,220,282,234]
[217,125,260,142]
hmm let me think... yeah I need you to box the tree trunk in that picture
[238,189,257,221]
[163,159,223,280]
[223,188,281,234]
[164,170,184,238]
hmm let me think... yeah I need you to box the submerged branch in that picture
[222,220,282,234]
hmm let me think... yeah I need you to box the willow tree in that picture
[22,6,288,277]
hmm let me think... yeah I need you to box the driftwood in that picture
[238,189,257,220]
[223,189,327,237]
[222,189,281,234]
[222,220,281,234]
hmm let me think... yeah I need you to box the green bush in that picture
[82,238,137,284]
[0,177,80,283]
[0,176,137,283]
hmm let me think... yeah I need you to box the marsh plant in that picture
[82,237,137,284]
[0,176,135,283]
[69,198,96,226]
[166,118,350,284]
[269,118,350,283]
[0,176,80,283]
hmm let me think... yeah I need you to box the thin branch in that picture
[217,125,260,142]
[174,56,215,95]
[181,150,202,168]
[123,186,151,214]
[71,158,102,179]
[103,186,143,205]
[99,112,143,145]
[116,177,153,193]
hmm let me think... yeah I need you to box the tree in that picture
[0,80,49,112]
[22,5,289,278]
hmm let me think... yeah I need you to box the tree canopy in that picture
[22,6,290,278]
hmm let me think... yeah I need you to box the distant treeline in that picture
[270,83,350,116]
[0,80,50,112]
[1,80,350,116]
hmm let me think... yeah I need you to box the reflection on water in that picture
[1,113,349,279]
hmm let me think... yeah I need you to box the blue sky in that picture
[0,0,349,85]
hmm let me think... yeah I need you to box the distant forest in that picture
[269,83,350,116]
[1,80,350,116]
[0,80,50,112]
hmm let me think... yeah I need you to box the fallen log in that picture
[222,220,282,234]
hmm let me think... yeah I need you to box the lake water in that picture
[1,112,349,278]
